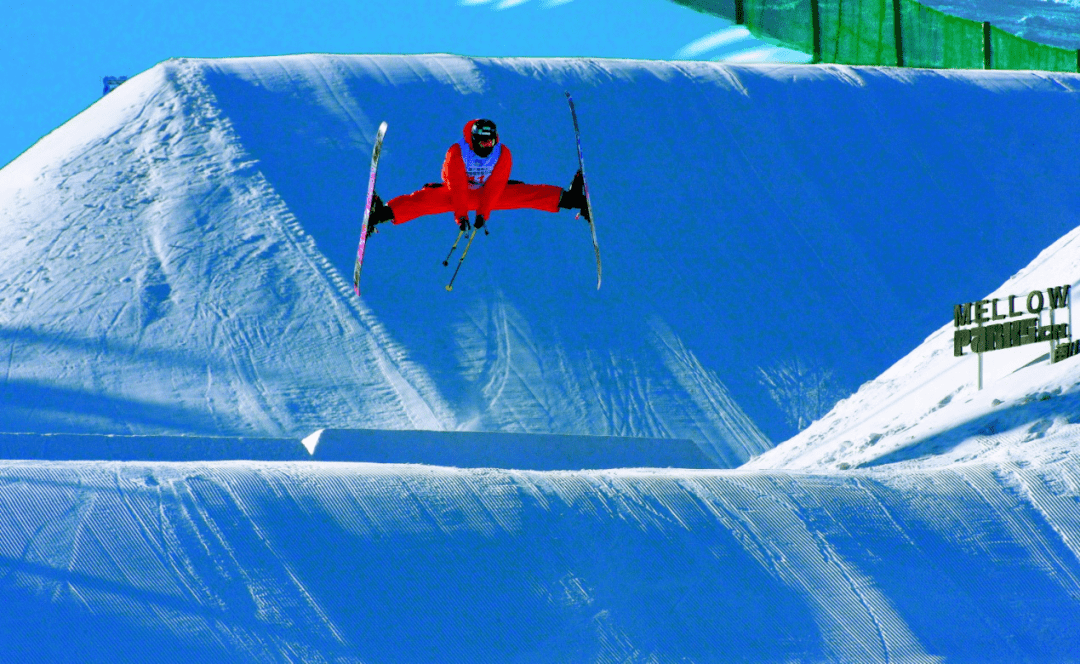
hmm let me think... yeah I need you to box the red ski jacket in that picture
[441,120,513,220]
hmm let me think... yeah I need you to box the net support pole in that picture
[893,0,905,67]
[811,0,822,63]
[983,22,993,69]
[735,0,745,25]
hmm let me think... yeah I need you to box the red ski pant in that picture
[388,182,562,225]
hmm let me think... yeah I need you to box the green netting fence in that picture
[673,0,1080,72]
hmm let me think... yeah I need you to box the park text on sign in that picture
[953,286,1070,357]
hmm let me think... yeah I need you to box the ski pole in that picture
[446,228,478,292]
[442,228,466,266]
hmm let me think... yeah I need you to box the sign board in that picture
[953,285,1072,389]
[954,286,1070,357]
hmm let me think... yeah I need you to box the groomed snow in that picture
[2,460,1080,662]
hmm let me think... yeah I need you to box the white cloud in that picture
[460,0,575,8]
[717,45,813,63]
[675,27,753,59]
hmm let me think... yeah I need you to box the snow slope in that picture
[0,62,452,441]
[4,54,1080,661]
[748,219,1080,472]
[4,55,1080,452]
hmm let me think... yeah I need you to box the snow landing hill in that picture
[2,54,1080,662]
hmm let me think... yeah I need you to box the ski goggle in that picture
[477,138,496,148]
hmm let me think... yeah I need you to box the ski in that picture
[566,92,601,290]
[353,121,388,296]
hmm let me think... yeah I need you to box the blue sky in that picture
[0,0,807,169]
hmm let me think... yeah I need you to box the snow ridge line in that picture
[164,58,455,433]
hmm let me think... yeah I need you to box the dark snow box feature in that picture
[0,430,716,469]
[0,433,302,462]
[303,429,716,470]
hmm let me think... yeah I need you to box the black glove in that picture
[474,214,486,230]
[458,215,471,232]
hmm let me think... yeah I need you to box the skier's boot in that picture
[474,213,486,230]
[368,194,394,235]
[458,215,472,232]
[558,169,589,221]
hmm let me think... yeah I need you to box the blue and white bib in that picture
[458,139,503,188]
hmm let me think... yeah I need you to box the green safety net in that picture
[898,0,985,69]
[670,0,1079,72]
[990,25,1080,72]
[743,0,815,55]
[680,0,740,17]
[817,0,899,67]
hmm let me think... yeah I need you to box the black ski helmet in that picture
[470,119,498,157]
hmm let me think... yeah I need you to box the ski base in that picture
[353,121,388,296]
[566,92,600,290]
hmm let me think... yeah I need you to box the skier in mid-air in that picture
[366,118,588,234]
